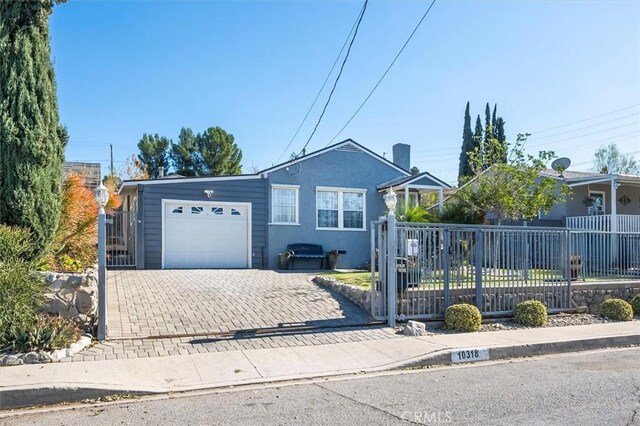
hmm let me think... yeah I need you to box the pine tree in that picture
[170,128,201,176]
[198,127,243,176]
[0,0,69,258]
[458,102,474,183]
[137,133,171,178]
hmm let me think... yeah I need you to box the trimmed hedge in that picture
[631,295,640,317]
[513,300,547,327]
[445,304,482,332]
[599,299,633,322]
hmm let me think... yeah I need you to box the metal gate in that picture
[106,210,136,267]
[371,216,572,325]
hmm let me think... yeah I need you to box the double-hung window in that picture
[316,187,366,230]
[271,185,299,224]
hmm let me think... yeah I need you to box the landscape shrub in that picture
[0,226,45,348]
[599,298,633,322]
[513,300,547,327]
[445,304,482,332]
[44,173,123,272]
[631,295,640,317]
[10,315,81,353]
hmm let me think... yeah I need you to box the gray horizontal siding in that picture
[140,179,267,269]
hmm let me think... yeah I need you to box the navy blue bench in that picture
[287,244,326,269]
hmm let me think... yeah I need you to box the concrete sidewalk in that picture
[1,322,639,409]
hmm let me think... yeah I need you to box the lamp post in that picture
[384,188,398,327]
[95,183,109,341]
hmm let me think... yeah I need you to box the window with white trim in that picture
[316,188,366,230]
[271,185,299,224]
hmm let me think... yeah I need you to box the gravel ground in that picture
[414,313,640,334]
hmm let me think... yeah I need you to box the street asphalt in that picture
[3,347,639,425]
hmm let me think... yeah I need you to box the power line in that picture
[325,0,438,147]
[525,104,639,135]
[524,112,640,143]
[274,2,365,163]
[411,131,639,162]
[295,0,369,157]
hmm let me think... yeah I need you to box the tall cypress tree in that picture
[491,104,497,135]
[484,103,493,148]
[495,117,507,163]
[0,0,69,257]
[458,102,474,183]
[473,114,484,170]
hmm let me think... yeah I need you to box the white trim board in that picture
[161,198,252,269]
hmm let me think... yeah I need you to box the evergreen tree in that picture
[0,0,69,257]
[495,117,507,163]
[170,128,201,176]
[198,127,243,176]
[484,102,493,147]
[473,115,484,169]
[458,102,474,183]
[491,104,497,135]
[137,133,170,178]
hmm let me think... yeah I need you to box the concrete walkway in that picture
[1,322,638,406]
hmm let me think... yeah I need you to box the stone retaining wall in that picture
[317,276,640,317]
[39,270,99,333]
[313,276,371,313]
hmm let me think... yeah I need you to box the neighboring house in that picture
[117,139,451,270]
[540,170,640,232]
[63,162,101,188]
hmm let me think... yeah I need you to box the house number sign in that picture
[451,348,490,363]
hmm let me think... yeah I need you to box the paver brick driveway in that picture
[107,270,372,339]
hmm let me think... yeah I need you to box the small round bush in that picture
[513,300,547,327]
[631,295,640,317]
[445,304,482,332]
[599,298,633,322]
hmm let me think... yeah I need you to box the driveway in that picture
[106,270,371,339]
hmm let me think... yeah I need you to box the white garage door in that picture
[163,200,251,269]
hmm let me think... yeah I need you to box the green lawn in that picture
[320,271,372,289]
[319,269,634,291]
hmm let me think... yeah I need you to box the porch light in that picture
[95,183,109,209]
[384,188,397,213]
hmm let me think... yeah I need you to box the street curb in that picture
[0,387,150,411]
[1,334,638,411]
[396,334,640,369]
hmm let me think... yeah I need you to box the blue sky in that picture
[50,0,640,184]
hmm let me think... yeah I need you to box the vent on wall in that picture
[335,143,362,153]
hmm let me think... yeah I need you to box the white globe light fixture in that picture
[384,188,397,215]
[95,183,109,210]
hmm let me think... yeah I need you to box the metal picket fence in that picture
[106,210,136,267]
[372,218,577,325]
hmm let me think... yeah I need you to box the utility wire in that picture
[296,0,369,157]
[325,0,438,147]
[524,104,639,135]
[274,2,366,163]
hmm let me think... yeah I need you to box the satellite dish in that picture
[551,157,571,177]
[115,177,123,187]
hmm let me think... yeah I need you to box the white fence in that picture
[567,214,640,233]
